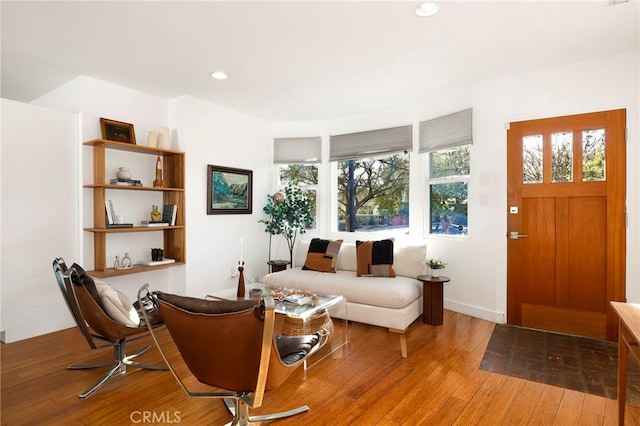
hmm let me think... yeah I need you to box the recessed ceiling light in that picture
[415,2,439,17]
[210,71,228,80]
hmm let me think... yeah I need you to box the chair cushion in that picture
[94,281,140,327]
[356,239,396,277]
[69,263,104,310]
[275,334,320,365]
[156,292,260,314]
[302,238,343,273]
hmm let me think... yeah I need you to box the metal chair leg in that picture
[223,397,309,425]
[74,340,167,398]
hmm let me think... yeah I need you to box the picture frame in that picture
[100,118,136,144]
[207,165,253,215]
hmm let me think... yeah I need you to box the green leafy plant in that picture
[428,257,447,270]
[260,185,313,264]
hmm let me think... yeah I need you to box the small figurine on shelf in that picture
[151,205,162,222]
[121,252,133,269]
[153,156,163,188]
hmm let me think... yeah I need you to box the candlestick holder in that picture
[237,260,245,299]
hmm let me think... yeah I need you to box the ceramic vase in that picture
[147,131,158,148]
[116,167,132,180]
[158,126,171,150]
[431,269,440,278]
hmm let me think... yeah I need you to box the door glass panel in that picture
[523,135,543,184]
[551,131,573,183]
[582,128,606,181]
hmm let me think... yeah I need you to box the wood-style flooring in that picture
[2,310,640,425]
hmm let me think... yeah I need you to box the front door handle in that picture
[509,231,528,239]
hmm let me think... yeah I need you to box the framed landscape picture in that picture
[100,118,136,144]
[207,165,253,214]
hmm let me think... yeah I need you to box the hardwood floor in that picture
[2,310,640,425]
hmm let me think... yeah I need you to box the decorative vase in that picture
[116,167,131,180]
[158,126,171,150]
[432,269,440,278]
[147,131,158,148]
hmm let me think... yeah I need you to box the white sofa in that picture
[261,238,427,357]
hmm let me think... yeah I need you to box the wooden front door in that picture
[507,109,626,340]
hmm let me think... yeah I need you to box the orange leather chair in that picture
[138,284,326,425]
[52,258,166,398]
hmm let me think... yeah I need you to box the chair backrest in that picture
[52,258,142,347]
[53,258,101,349]
[154,292,274,397]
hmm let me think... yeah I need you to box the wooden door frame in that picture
[507,109,626,339]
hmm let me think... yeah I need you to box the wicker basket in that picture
[281,309,334,341]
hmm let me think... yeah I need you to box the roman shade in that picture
[273,137,321,164]
[419,108,473,153]
[329,125,412,162]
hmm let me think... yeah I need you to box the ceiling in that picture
[1,1,638,122]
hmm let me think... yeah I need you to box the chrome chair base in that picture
[223,397,310,426]
[72,341,168,398]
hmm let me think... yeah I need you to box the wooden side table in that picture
[267,260,291,273]
[417,275,450,325]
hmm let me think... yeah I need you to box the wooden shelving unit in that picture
[83,139,186,277]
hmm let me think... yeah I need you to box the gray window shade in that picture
[273,137,321,164]
[419,108,473,153]
[329,125,412,161]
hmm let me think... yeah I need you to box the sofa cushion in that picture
[393,243,428,278]
[356,239,396,277]
[262,268,420,310]
[302,238,343,272]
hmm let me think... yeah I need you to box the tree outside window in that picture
[336,152,410,232]
[428,146,469,235]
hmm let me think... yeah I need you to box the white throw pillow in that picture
[94,280,140,327]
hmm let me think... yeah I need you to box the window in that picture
[330,125,412,233]
[273,137,321,229]
[419,109,472,236]
[427,147,469,235]
[336,152,410,232]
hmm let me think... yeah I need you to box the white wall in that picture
[169,96,272,298]
[271,51,640,323]
[1,99,79,342]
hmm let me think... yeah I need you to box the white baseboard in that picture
[444,299,505,324]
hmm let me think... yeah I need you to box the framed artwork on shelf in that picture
[207,165,253,215]
[100,118,136,144]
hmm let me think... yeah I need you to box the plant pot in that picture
[431,269,441,278]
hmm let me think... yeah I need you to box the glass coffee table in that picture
[206,283,348,370]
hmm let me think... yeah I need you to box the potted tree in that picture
[260,185,313,266]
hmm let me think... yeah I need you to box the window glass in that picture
[427,145,469,236]
[430,146,470,178]
[552,131,573,183]
[523,135,543,184]
[430,182,468,235]
[336,152,409,232]
[582,128,606,182]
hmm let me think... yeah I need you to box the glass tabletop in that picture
[206,283,346,320]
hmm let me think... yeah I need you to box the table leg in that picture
[618,323,628,426]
